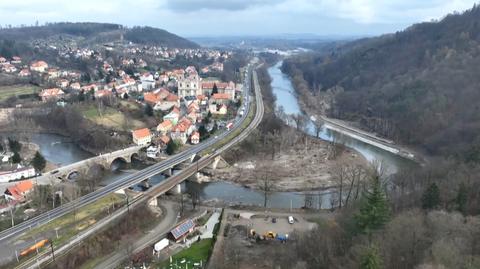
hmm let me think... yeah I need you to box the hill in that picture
[283,5,480,160]
[0,22,199,49]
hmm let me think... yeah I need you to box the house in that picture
[146,146,160,158]
[143,92,161,106]
[47,68,60,79]
[155,93,180,111]
[132,128,152,146]
[163,107,180,125]
[2,64,17,73]
[169,219,195,243]
[30,61,48,72]
[56,79,70,89]
[156,120,173,134]
[209,104,227,115]
[0,167,35,183]
[4,180,34,201]
[170,118,194,144]
[141,73,156,90]
[39,88,65,101]
[70,82,81,91]
[212,93,232,104]
[190,131,200,145]
[11,56,21,64]
[18,69,31,77]
[95,89,113,98]
[81,84,98,93]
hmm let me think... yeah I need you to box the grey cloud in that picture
[165,0,279,12]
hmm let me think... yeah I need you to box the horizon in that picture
[0,0,477,37]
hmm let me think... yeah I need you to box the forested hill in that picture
[0,22,199,48]
[283,5,480,160]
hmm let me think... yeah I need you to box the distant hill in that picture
[283,5,480,160]
[0,22,199,48]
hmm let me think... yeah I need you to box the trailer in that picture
[154,238,169,253]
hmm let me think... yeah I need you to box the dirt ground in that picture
[208,137,367,191]
[209,209,322,269]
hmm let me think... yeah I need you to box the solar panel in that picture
[171,219,195,239]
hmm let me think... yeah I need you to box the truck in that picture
[154,238,169,252]
[20,239,49,256]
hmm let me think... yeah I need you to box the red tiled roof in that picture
[132,128,151,139]
[212,93,231,100]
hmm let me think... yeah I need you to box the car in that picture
[272,217,277,223]
[288,216,294,224]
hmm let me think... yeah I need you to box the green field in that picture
[0,85,40,101]
[80,104,146,130]
[157,239,214,268]
[20,194,124,242]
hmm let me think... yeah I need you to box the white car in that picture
[288,216,294,224]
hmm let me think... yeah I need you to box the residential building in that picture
[0,167,36,183]
[39,88,65,101]
[156,120,173,134]
[4,179,34,201]
[209,104,228,115]
[163,107,180,125]
[18,69,31,77]
[141,73,156,90]
[11,56,22,64]
[170,118,194,144]
[132,128,152,146]
[169,219,195,243]
[212,93,232,104]
[190,131,200,145]
[30,61,48,72]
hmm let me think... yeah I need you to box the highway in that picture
[0,59,260,249]
[12,60,265,269]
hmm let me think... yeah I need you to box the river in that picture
[18,61,416,209]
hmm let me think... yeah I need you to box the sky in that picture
[0,0,477,37]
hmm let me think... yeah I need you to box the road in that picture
[85,201,179,269]
[1,58,263,267]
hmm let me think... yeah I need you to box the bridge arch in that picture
[66,170,79,180]
[110,157,129,171]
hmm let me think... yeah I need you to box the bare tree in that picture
[257,166,273,208]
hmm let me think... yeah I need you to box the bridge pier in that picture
[212,156,221,170]
[167,184,182,195]
[164,168,172,177]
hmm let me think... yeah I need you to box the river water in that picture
[17,61,415,209]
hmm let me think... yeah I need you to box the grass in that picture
[0,85,40,101]
[80,104,146,129]
[20,193,124,241]
[157,239,214,268]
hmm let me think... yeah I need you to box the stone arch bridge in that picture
[45,145,144,181]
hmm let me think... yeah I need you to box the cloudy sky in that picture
[0,0,477,37]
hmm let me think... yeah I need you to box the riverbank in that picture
[209,134,366,192]
[212,60,369,192]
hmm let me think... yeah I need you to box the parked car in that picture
[288,216,294,224]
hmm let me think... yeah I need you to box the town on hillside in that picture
[0,42,246,184]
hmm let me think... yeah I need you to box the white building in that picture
[178,76,201,98]
[0,167,36,183]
